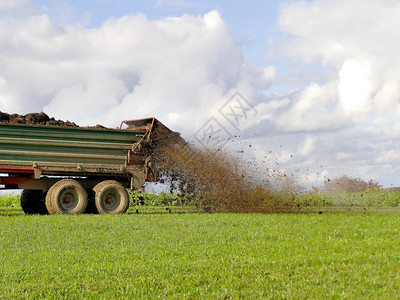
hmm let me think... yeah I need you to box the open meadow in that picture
[1,194,400,299]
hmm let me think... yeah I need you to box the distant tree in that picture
[324,175,381,194]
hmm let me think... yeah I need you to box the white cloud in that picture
[374,80,400,111]
[0,0,35,16]
[278,0,400,124]
[268,0,400,186]
[338,57,373,116]
[0,0,30,10]
[274,81,347,132]
[298,170,329,188]
[46,74,129,125]
[0,10,275,130]
[376,150,400,164]
[298,135,317,157]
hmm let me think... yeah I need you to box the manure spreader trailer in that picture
[0,118,181,215]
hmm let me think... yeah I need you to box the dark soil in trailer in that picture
[0,111,77,127]
[0,111,107,128]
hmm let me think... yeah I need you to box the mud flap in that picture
[130,171,147,191]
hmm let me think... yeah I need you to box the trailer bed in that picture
[0,122,148,177]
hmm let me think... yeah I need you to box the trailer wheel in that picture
[20,190,48,215]
[93,180,129,214]
[45,179,88,214]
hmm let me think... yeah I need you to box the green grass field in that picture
[1,208,400,298]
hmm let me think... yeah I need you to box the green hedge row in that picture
[0,191,198,208]
[294,191,400,207]
[0,194,21,208]
[2,190,400,208]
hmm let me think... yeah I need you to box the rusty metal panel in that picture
[121,117,184,144]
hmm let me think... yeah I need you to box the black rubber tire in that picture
[45,179,88,214]
[84,188,99,214]
[93,180,129,214]
[20,189,48,215]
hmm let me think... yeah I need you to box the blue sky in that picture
[1,0,400,188]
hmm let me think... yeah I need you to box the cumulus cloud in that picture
[0,0,31,11]
[0,9,274,131]
[298,135,318,157]
[275,81,347,132]
[338,57,373,117]
[261,0,400,186]
[0,0,36,16]
[278,0,400,122]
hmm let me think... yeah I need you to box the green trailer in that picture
[0,117,181,215]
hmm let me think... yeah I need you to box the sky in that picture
[1,0,400,188]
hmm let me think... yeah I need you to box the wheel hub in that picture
[105,196,113,204]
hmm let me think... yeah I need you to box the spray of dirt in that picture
[1,111,298,213]
[152,141,298,213]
